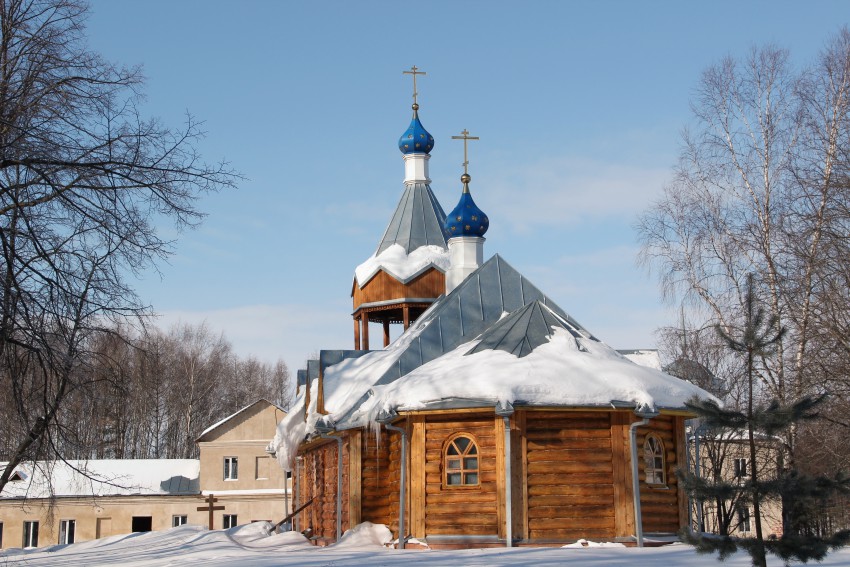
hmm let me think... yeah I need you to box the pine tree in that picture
[680,275,850,566]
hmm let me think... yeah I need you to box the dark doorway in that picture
[132,516,153,532]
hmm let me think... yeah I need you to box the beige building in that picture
[0,399,290,550]
[688,427,783,538]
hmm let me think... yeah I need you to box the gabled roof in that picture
[196,399,286,442]
[375,182,448,255]
[466,300,586,358]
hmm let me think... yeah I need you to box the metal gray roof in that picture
[374,254,598,386]
[320,350,371,373]
[465,300,585,358]
[376,182,449,254]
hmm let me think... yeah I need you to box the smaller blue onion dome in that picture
[398,103,435,154]
[445,173,489,237]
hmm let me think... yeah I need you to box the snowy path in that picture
[2,523,849,566]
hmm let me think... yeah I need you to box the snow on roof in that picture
[354,243,449,288]
[352,326,712,424]
[197,398,285,441]
[1,459,200,499]
[619,349,663,370]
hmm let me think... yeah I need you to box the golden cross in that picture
[451,129,480,174]
[403,65,426,105]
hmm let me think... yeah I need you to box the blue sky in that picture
[85,1,848,373]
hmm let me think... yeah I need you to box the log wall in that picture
[360,427,395,533]
[423,413,499,536]
[352,268,444,310]
[296,436,350,542]
[524,411,616,541]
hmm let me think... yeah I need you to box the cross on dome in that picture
[451,129,479,176]
[403,65,426,106]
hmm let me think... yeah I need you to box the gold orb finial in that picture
[461,173,471,184]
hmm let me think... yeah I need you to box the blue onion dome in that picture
[445,173,489,237]
[398,103,435,154]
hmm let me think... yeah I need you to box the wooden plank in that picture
[527,505,615,519]
[426,491,497,504]
[519,410,529,541]
[348,429,362,528]
[610,411,631,538]
[675,415,688,530]
[495,414,506,539]
[426,514,499,527]
[410,416,425,538]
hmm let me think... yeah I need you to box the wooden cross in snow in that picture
[197,493,225,530]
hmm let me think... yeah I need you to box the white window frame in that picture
[172,515,188,527]
[23,520,38,548]
[59,519,76,545]
[738,505,751,532]
[223,514,238,529]
[224,456,238,481]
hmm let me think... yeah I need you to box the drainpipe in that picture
[629,407,659,548]
[495,402,514,547]
[315,419,343,543]
[377,409,407,549]
[295,456,303,532]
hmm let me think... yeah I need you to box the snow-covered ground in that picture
[2,522,849,567]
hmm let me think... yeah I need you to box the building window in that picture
[224,456,238,480]
[59,519,76,545]
[172,515,188,527]
[0,521,4,548]
[444,434,479,487]
[643,434,666,486]
[738,505,751,532]
[223,514,238,529]
[734,458,748,481]
[23,521,38,548]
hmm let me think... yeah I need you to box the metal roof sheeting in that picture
[376,182,448,255]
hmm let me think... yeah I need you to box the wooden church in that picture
[270,68,711,548]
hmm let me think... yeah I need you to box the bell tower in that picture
[351,67,449,349]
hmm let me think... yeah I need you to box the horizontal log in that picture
[526,449,613,462]
[640,502,680,515]
[525,416,611,431]
[529,516,614,529]
[426,525,498,536]
[527,472,612,485]
[425,482,496,495]
[526,410,613,420]
[426,514,499,527]
[526,437,612,451]
[423,461,497,474]
[640,490,678,504]
[425,437,495,450]
[425,484,496,504]
[526,460,613,475]
[425,501,497,514]
[529,528,612,540]
[528,495,614,507]
[527,483,614,496]
[426,471,497,484]
[526,429,611,440]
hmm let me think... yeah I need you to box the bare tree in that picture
[0,0,237,493]
[637,32,850,466]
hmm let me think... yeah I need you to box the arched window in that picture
[444,434,479,487]
[643,434,666,486]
